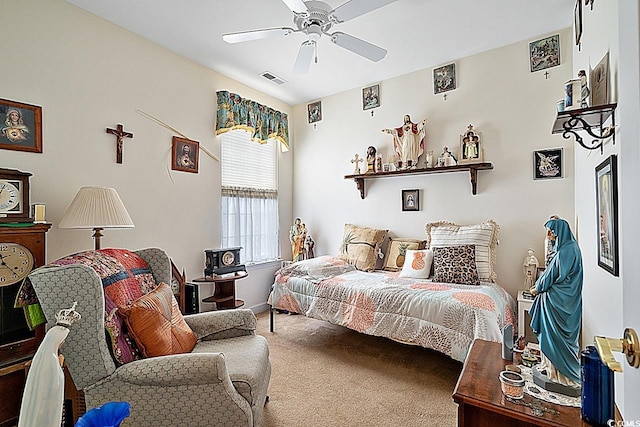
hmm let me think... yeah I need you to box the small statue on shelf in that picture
[381,114,427,169]
[578,69,590,108]
[523,248,539,289]
[366,146,377,173]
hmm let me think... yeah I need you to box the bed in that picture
[269,220,516,363]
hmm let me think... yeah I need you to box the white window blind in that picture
[221,130,280,263]
[221,130,277,190]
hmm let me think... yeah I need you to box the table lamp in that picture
[59,187,134,250]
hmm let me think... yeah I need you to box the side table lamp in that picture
[58,187,134,250]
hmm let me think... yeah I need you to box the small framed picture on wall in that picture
[402,189,419,211]
[0,98,43,153]
[433,63,456,95]
[172,136,199,173]
[307,100,322,124]
[533,148,563,180]
[596,154,618,276]
[362,84,380,110]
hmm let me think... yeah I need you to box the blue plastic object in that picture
[581,345,614,426]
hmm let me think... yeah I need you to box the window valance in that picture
[215,91,289,150]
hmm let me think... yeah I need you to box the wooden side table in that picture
[192,271,248,310]
[453,340,588,427]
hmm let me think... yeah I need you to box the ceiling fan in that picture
[222,0,398,74]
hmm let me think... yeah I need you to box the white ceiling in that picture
[66,0,574,106]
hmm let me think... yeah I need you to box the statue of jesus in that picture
[382,115,427,167]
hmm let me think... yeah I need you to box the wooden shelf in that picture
[344,162,493,198]
[551,103,617,152]
[190,271,247,310]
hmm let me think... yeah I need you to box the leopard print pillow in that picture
[432,245,480,285]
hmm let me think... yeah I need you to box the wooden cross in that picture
[106,124,134,164]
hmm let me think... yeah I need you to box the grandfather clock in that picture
[0,223,51,425]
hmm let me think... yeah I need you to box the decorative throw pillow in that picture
[119,283,197,358]
[382,238,427,271]
[338,224,388,272]
[398,249,434,279]
[50,248,157,364]
[432,245,480,285]
[425,219,499,282]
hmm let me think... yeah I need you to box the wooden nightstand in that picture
[453,340,587,427]
[192,271,248,310]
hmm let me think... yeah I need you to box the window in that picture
[221,130,280,263]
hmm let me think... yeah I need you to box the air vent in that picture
[260,71,287,85]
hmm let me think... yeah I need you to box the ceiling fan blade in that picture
[331,0,398,23]
[282,0,309,14]
[223,27,294,43]
[330,32,387,62]
[293,41,316,74]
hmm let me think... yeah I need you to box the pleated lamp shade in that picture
[59,187,134,249]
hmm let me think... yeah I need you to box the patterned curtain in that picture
[215,91,289,150]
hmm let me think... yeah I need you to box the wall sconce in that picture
[59,187,134,250]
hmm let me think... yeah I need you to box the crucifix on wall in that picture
[106,123,134,164]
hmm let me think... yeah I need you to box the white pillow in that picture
[398,249,434,278]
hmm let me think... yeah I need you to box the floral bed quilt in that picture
[272,255,515,362]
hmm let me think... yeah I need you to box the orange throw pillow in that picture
[118,283,197,357]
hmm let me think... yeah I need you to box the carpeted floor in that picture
[257,311,463,427]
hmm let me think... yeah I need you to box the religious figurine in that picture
[304,233,315,259]
[381,115,427,168]
[578,69,590,108]
[529,218,583,390]
[366,146,377,173]
[19,303,81,427]
[438,146,457,167]
[289,218,306,262]
[350,153,363,175]
[523,248,539,289]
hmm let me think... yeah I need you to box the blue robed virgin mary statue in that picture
[529,218,583,386]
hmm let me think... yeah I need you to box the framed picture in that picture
[307,100,322,124]
[459,124,483,164]
[0,98,42,153]
[433,63,456,94]
[596,154,618,276]
[171,136,199,173]
[590,52,609,106]
[529,34,560,73]
[362,84,380,110]
[574,0,583,46]
[401,189,419,212]
[535,266,546,281]
[533,148,563,180]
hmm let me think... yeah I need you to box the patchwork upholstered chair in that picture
[28,248,270,427]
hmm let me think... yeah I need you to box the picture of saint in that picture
[177,143,195,169]
[307,101,322,124]
[171,136,199,173]
[2,108,29,142]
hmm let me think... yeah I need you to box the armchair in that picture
[28,248,270,427]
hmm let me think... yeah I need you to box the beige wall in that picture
[291,29,574,298]
[574,1,640,418]
[0,0,293,311]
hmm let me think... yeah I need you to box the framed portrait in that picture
[459,124,483,164]
[401,189,419,212]
[529,34,560,73]
[596,154,618,276]
[535,266,546,281]
[574,0,583,46]
[171,136,199,173]
[362,84,380,110]
[0,98,42,153]
[307,100,322,124]
[533,148,563,180]
[590,52,609,106]
[433,63,456,95]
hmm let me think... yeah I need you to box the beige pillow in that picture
[338,224,388,272]
[398,249,434,278]
[425,219,499,282]
[119,282,197,358]
[382,238,427,271]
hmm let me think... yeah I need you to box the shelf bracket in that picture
[354,177,365,199]
[469,167,478,195]
[561,115,615,153]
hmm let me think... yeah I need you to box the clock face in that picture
[0,180,21,213]
[0,243,34,286]
[222,251,235,266]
